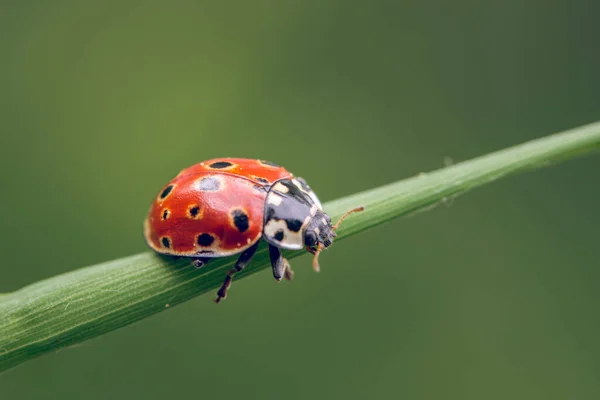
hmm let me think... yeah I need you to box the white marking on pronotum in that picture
[267,192,283,206]
[307,189,323,210]
[273,182,289,193]
[264,219,288,239]
[292,178,323,210]
[264,219,304,250]
[291,178,305,190]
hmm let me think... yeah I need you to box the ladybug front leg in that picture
[215,241,259,304]
[268,244,294,282]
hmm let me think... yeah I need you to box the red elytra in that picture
[144,158,292,257]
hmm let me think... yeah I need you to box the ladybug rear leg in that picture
[269,244,294,282]
[214,241,260,304]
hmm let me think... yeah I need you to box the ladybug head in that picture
[306,206,364,272]
[304,211,336,250]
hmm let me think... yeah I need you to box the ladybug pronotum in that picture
[144,158,363,303]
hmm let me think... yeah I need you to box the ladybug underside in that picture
[144,158,362,303]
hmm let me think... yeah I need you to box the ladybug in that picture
[144,158,363,303]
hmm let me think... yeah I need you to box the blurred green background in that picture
[1,1,599,399]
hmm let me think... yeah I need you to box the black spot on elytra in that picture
[286,218,303,232]
[188,205,200,218]
[231,209,249,233]
[197,233,215,246]
[161,237,171,248]
[198,177,221,192]
[259,160,280,167]
[160,185,174,199]
[274,230,285,241]
[209,161,233,169]
[162,209,170,220]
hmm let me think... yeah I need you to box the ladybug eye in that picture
[305,231,318,247]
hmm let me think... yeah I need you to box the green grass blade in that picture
[1,121,600,372]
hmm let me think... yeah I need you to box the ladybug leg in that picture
[284,261,295,281]
[215,241,259,304]
[192,258,208,269]
[268,245,294,282]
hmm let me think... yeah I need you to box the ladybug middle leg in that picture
[269,244,294,282]
[214,241,260,304]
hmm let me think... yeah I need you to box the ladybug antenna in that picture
[312,206,364,272]
[312,243,324,273]
[332,206,365,231]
